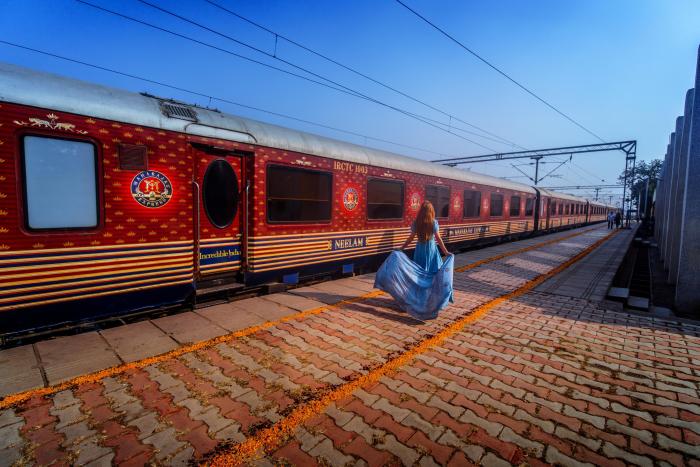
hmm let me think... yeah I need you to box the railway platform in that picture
[1,224,699,466]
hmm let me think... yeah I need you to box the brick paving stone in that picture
[6,225,700,466]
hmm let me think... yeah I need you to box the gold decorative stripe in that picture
[0,251,191,275]
[251,246,398,272]
[0,246,192,265]
[201,236,241,243]
[0,240,192,257]
[198,241,241,248]
[251,220,531,246]
[250,226,411,242]
[0,263,193,292]
[0,257,191,281]
[0,266,192,297]
[0,273,193,305]
[0,278,192,312]
[200,262,240,273]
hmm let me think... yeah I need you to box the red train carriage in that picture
[0,63,608,335]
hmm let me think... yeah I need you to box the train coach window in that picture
[367,178,404,220]
[203,159,239,228]
[463,190,481,218]
[426,185,450,218]
[558,203,563,215]
[550,202,557,215]
[22,135,98,230]
[490,193,504,217]
[509,196,520,217]
[267,165,332,222]
[525,198,534,216]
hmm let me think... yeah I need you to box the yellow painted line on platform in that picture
[206,227,619,466]
[0,225,603,410]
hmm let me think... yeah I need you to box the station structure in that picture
[655,45,700,316]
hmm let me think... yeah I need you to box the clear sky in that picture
[2,0,699,205]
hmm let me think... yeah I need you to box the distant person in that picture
[374,201,453,321]
[607,211,614,229]
[615,211,621,229]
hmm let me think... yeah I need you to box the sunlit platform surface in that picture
[1,224,698,466]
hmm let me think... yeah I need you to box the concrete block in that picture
[662,131,677,267]
[227,296,296,321]
[607,287,629,301]
[660,139,674,262]
[627,296,649,311]
[195,302,266,331]
[676,45,700,316]
[0,344,44,397]
[151,311,227,345]
[100,320,178,363]
[36,332,121,385]
[669,94,694,283]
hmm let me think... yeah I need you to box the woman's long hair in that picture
[415,201,435,242]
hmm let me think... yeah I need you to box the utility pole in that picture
[532,156,543,185]
[594,187,600,200]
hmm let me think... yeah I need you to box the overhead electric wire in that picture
[203,0,524,150]
[76,0,499,152]
[394,0,607,144]
[0,40,462,160]
[135,0,517,149]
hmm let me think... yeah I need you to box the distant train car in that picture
[0,63,612,335]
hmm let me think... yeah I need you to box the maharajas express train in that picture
[0,63,612,335]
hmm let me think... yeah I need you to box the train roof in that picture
[537,188,587,202]
[0,62,540,194]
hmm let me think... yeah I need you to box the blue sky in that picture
[2,0,699,205]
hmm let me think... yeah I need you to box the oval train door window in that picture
[203,159,239,228]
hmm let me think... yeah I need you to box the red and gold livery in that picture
[0,63,615,334]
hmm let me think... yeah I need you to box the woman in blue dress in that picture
[400,201,450,269]
[374,201,454,319]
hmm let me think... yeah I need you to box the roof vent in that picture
[118,143,148,170]
[160,102,198,122]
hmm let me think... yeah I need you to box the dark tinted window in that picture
[490,193,504,217]
[203,159,239,228]
[267,165,331,222]
[22,135,98,229]
[426,185,450,218]
[510,196,520,217]
[463,190,481,218]
[550,202,557,215]
[525,198,534,216]
[367,178,404,220]
[558,203,563,215]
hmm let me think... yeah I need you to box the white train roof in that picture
[2,62,617,200]
[537,188,588,202]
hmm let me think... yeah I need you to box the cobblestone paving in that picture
[1,226,699,466]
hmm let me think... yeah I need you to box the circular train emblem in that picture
[410,192,421,211]
[453,196,461,211]
[131,170,173,208]
[343,187,359,211]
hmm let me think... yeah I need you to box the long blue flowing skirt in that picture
[374,251,454,320]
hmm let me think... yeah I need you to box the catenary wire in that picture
[134,0,516,149]
[0,39,466,160]
[203,0,524,149]
[394,0,607,144]
[76,0,498,152]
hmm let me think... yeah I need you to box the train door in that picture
[545,198,551,230]
[193,146,246,289]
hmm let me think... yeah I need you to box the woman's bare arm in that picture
[434,231,450,256]
[400,232,416,250]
